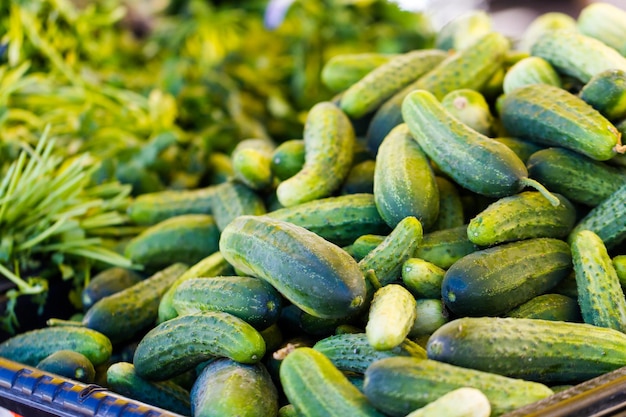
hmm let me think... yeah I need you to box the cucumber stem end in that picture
[520,177,560,207]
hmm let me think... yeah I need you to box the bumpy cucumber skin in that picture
[433,176,465,230]
[106,361,191,416]
[571,230,626,332]
[134,311,266,381]
[279,347,385,417]
[403,89,529,198]
[492,137,543,164]
[404,387,491,417]
[373,124,439,230]
[36,350,96,383]
[413,225,479,269]
[527,147,626,206]
[190,358,278,417]
[467,191,577,246]
[442,238,572,317]
[231,139,275,191]
[313,333,426,374]
[0,326,112,366]
[82,267,143,311]
[219,215,367,319]
[276,102,355,207]
[500,84,621,161]
[578,2,626,56]
[82,263,188,344]
[427,316,626,383]
[267,193,389,247]
[211,180,267,231]
[127,186,216,226]
[363,356,553,417]
[506,293,582,323]
[172,276,282,329]
[402,258,446,299]
[502,56,562,94]
[580,69,626,121]
[366,284,417,351]
[321,53,396,93]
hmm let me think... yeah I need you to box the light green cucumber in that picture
[409,298,449,338]
[366,284,417,351]
[127,186,217,226]
[518,12,577,52]
[210,180,266,231]
[505,293,582,323]
[435,10,493,51]
[349,234,385,261]
[373,123,439,230]
[441,89,494,136]
[405,387,491,417]
[502,56,562,94]
[321,53,396,93]
[402,258,445,299]
[614,255,626,289]
[577,2,626,56]
[271,139,305,181]
[571,229,626,332]
[413,225,479,269]
[81,267,143,311]
[579,69,626,121]
[433,176,465,231]
[231,138,275,191]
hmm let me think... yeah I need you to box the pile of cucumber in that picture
[4,2,626,417]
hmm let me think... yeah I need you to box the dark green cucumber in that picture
[267,193,389,247]
[321,53,396,93]
[341,160,375,195]
[279,304,347,337]
[571,229,626,332]
[210,180,266,231]
[499,84,624,161]
[492,137,543,164]
[413,225,479,269]
[82,263,187,344]
[0,326,112,366]
[172,276,283,329]
[580,69,626,121]
[106,361,191,416]
[402,89,557,201]
[366,284,417,351]
[312,333,426,374]
[190,358,278,417]
[363,356,553,417]
[271,139,305,181]
[133,311,266,381]
[433,176,465,231]
[467,191,577,246]
[279,347,385,417]
[527,147,626,206]
[219,215,367,319]
[82,267,143,311]
[427,316,626,383]
[124,214,220,272]
[505,293,582,322]
[373,123,439,230]
[36,350,96,383]
[349,234,385,261]
[442,238,572,317]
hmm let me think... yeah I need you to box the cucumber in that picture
[505,293,582,323]
[402,258,446,299]
[499,84,624,161]
[518,12,577,53]
[231,138,275,191]
[577,2,626,56]
[413,225,479,269]
[433,176,465,230]
[467,191,577,246]
[492,137,543,164]
[81,267,143,311]
[106,361,191,416]
[526,147,626,206]
[341,160,375,195]
[363,356,553,417]
[210,180,266,231]
[312,332,426,374]
[267,193,389,247]
[279,347,385,417]
[321,53,396,93]
[276,101,355,207]
[82,263,188,344]
[279,304,347,337]
[441,89,494,136]
[404,387,491,417]
[441,238,572,317]
[373,123,439,229]
[349,234,385,261]
[124,214,220,272]
[426,316,626,383]
[402,89,556,201]
[220,215,367,319]
[207,151,234,184]
[614,255,626,289]
[435,10,493,51]
[365,284,417,351]
[531,29,626,83]
[571,229,626,332]
[172,276,283,330]
[502,56,562,94]
[271,139,305,181]
[190,358,278,417]
[579,69,626,121]
[0,326,112,366]
[36,350,96,383]
[133,311,266,381]
[409,298,449,338]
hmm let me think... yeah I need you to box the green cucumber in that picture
[571,229,626,332]
[373,123,439,229]
[433,176,465,230]
[441,238,572,317]
[133,311,266,381]
[435,10,493,51]
[279,347,385,417]
[413,225,479,269]
[172,276,283,330]
[276,101,355,207]
[491,137,543,164]
[404,387,491,417]
[231,138,275,191]
[271,139,305,181]
[518,12,577,53]
[190,358,278,417]
[409,299,449,337]
[210,180,266,231]
[577,2,626,56]
[441,89,494,136]
[502,56,562,94]
[81,267,143,311]
[219,215,367,319]
[614,255,626,289]
[36,350,96,383]
[0,326,112,366]
[426,316,626,383]
[267,193,389,247]
[363,356,553,417]
[365,284,417,351]
[526,147,626,206]
[106,361,191,416]
[579,69,626,121]
[321,53,396,93]
[402,89,557,201]
[349,234,385,261]
[505,293,582,322]
[279,304,347,337]
[341,160,375,195]
[402,258,445,299]
[82,263,188,344]
[312,333,426,374]
[467,191,577,246]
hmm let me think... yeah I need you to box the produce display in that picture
[2,0,626,416]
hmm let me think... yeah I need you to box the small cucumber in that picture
[571,229,626,332]
[36,350,96,383]
[363,356,553,417]
[579,69,626,121]
[321,53,396,93]
[427,316,626,383]
[190,358,278,417]
[278,304,347,337]
[0,326,112,366]
[442,238,572,317]
[467,191,577,246]
[231,138,275,191]
[349,234,385,261]
[341,160,375,195]
[276,101,355,207]
[409,298,449,338]
[373,123,439,230]
[133,311,266,381]
[441,89,494,136]
[518,12,577,52]
[505,293,582,323]
[499,84,624,161]
[435,10,493,51]
[366,284,417,351]
[402,258,446,299]
[210,180,266,231]
[413,225,479,269]
[502,56,562,94]
[81,267,143,311]
[279,347,385,417]
[433,176,465,230]
[219,215,367,319]
[106,361,191,416]
[404,387,491,417]
[577,2,626,56]
[492,137,543,164]
[614,255,626,289]
[271,139,305,181]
